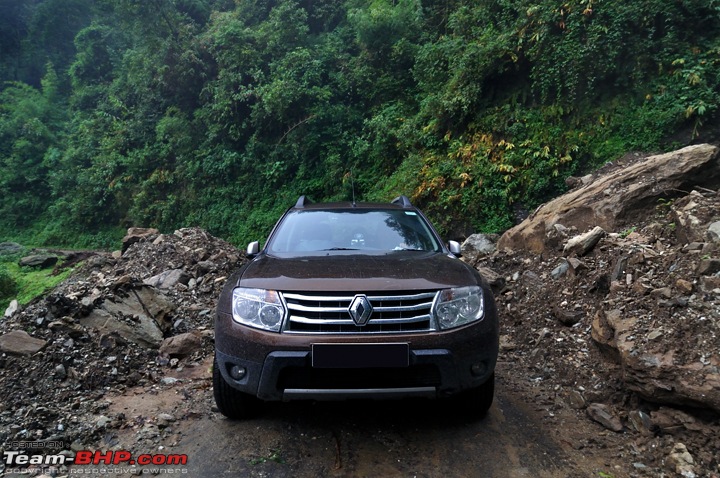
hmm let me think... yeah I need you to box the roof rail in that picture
[295,195,312,208]
[391,195,413,208]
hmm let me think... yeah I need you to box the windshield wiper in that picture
[321,247,360,251]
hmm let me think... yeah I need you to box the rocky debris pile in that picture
[0,227,245,470]
[475,144,720,477]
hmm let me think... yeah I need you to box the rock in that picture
[591,309,637,360]
[611,256,629,282]
[80,285,175,348]
[0,242,23,256]
[586,306,720,417]
[498,144,720,253]
[566,258,588,275]
[627,410,652,435]
[586,403,623,432]
[682,242,705,252]
[143,269,191,289]
[157,413,176,427]
[700,275,720,292]
[122,227,160,252]
[476,266,505,294]
[708,221,720,242]
[18,254,58,268]
[0,330,47,356]
[551,260,569,279]
[567,390,586,409]
[666,443,696,478]
[159,332,203,358]
[675,279,693,294]
[48,320,85,339]
[85,255,109,269]
[650,287,673,299]
[697,258,720,276]
[96,415,111,428]
[81,308,164,348]
[196,260,217,274]
[4,299,18,317]
[622,350,720,413]
[651,408,699,435]
[54,364,67,380]
[563,226,606,256]
[127,286,175,331]
[461,234,497,262]
[565,176,583,189]
[553,307,584,326]
[647,329,663,340]
[499,334,516,352]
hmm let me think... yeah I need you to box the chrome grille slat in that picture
[288,313,432,326]
[281,291,437,334]
[373,303,434,313]
[283,292,437,302]
[287,304,347,313]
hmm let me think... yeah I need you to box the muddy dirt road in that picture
[95,360,627,478]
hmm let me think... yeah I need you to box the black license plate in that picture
[312,343,410,368]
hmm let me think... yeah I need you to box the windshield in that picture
[266,209,442,254]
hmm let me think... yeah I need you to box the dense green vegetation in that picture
[1,0,719,247]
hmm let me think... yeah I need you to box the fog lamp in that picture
[230,365,247,380]
[471,362,487,377]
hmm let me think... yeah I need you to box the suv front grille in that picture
[281,291,438,334]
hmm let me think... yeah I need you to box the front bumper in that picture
[215,312,498,401]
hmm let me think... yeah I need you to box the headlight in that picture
[231,288,286,332]
[434,286,485,330]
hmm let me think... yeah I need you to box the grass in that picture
[0,252,74,313]
[249,449,285,466]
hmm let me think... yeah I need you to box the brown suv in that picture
[214,196,499,418]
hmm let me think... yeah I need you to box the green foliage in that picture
[0,245,75,312]
[1,0,720,247]
[619,226,637,239]
[0,259,73,312]
[0,264,18,309]
[249,448,285,465]
[0,67,66,228]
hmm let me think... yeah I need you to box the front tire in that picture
[213,356,263,419]
[458,373,495,419]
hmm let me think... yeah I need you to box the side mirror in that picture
[448,240,462,257]
[246,241,259,257]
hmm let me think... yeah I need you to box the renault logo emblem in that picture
[348,295,373,326]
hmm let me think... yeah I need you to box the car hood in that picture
[237,251,480,292]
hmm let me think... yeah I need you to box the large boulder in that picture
[18,254,58,268]
[0,330,47,356]
[498,144,720,254]
[592,307,720,413]
[143,269,191,289]
[461,234,497,263]
[159,331,203,358]
[79,285,175,348]
[122,227,160,252]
